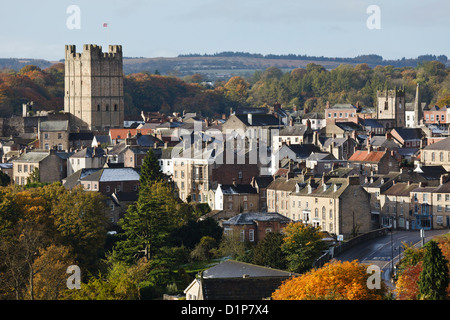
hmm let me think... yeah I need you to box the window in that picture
[105,105,109,111]
[23,165,28,173]
[106,186,110,192]
[240,230,245,242]
[249,229,254,242]
[114,104,118,111]
[18,164,22,172]
[97,105,101,111]
[44,133,49,139]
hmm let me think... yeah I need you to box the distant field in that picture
[122,56,354,78]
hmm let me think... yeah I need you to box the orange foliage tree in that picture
[271,260,388,300]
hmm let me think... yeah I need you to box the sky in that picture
[0,0,449,61]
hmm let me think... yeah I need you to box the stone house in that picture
[221,212,291,244]
[361,172,401,227]
[409,175,450,230]
[288,175,372,239]
[325,103,359,124]
[67,147,106,176]
[221,113,281,148]
[266,175,307,217]
[277,123,313,148]
[348,149,399,175]
[39,120,70,151]
[62,167,140,196]
[378,181,420,230]
[213,183,259,216]
[123,147,149,168]
[12,149,68,185]
[421,137,450,170]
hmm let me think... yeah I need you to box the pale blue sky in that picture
[0,0,448,61]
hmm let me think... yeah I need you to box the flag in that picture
[103,23,108,27]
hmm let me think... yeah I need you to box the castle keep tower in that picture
[64,44,124,130]
[376,87,405,128]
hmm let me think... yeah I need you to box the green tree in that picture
[115,181,178,263]
[190,236,217,262]
[139,148,164,187]
[252,232,287,270]
[417,240,449,300]
[281,222,327,273]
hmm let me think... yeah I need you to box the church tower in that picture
[376,87,405,128]
[64,44,124,131]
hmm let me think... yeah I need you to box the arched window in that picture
[105,105,109,111]
[322,207,326,220]
[315,208,318,218]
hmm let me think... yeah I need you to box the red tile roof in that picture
[348,150,386,163]
[109,128,153,140]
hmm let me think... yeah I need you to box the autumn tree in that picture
[272,260,388,300]
[281,222,327,273]
[51,185,108,273]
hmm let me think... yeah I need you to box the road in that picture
[334,229,450,289]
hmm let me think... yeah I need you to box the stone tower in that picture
[376,87,405,128]
[64,44,124,131]
[414,83,422,127]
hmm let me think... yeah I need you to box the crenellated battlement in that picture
[65,44,122,61]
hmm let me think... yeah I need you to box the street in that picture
[334,229,450,288]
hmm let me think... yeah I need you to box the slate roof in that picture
[201,260,294,279]
[279,124,309,136]
[39,120,69,132]
[329,103,357,110]
[423,137,450,150]
[13,151,49,163]
[69,132,94,141]
[70,147,106,158]
[254,175,274,188]
[391,127,423,141]
[65,168,141,187]
[291,177,351,198]
[382,182,420,196]
[267,176,306,192]
[219,184,258,195]
[222,212,291,226]
[280,144,322,159]
[235,114,280,126]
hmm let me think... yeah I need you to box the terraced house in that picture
[288,175,372,239]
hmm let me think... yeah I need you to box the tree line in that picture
[2,60,450,122]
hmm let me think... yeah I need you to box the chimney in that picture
[313,131,319,146]
[289,117,293,126]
